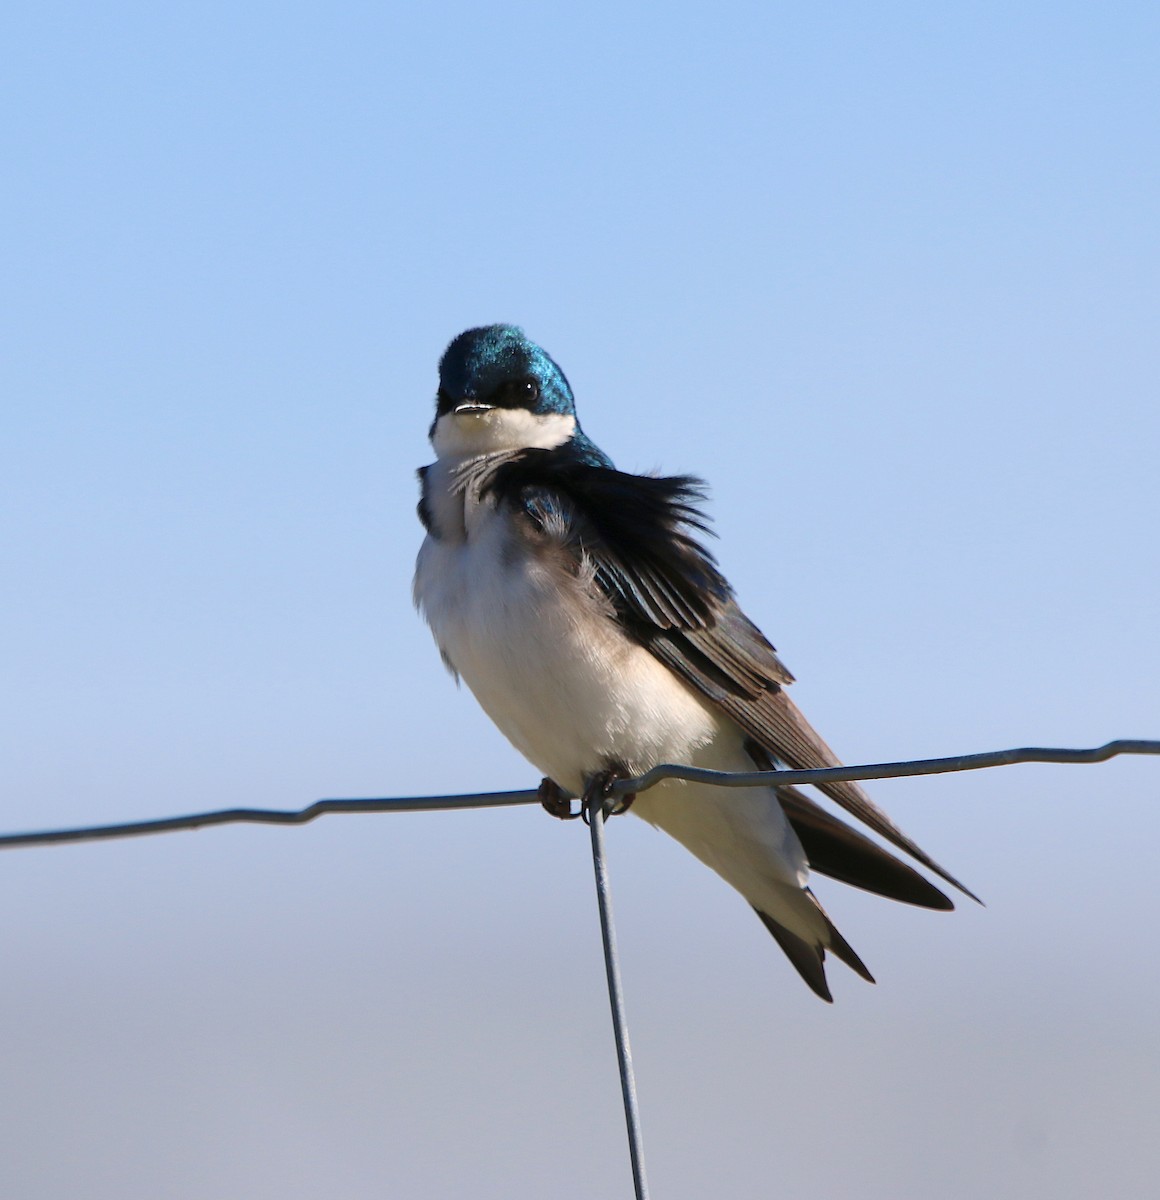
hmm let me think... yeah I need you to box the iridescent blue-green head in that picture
[431,325,586,459]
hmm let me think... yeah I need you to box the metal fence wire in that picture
[3,737,1158,1199]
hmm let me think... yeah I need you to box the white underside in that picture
[414,410,825,945]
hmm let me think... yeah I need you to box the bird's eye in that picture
[486,377,542,407]
[498,378,539,405]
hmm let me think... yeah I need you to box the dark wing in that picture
[774,783,953,910]
[484,445,729,630]
[483,444,975,903]
[654,615,978,903]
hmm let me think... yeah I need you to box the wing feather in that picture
[481,443,976,902]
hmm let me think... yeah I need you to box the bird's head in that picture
[431,325,579,457]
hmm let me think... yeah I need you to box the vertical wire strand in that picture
[587,795,651,1200]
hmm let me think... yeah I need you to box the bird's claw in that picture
[539,770,636,822]
[608,791,636,816]
[580,767,635,823]
[538,777,580,820]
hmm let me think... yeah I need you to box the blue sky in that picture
[2,3,1158,1197]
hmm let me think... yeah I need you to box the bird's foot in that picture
[581,765,636,824]
[608,789,636,817]
[538,777,580,820]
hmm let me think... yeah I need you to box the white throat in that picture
[431,408,576,460]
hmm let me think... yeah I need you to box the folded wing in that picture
[481,444,975,904]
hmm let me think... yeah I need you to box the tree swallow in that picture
[414,324,973,1001]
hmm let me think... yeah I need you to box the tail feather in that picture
[753,908,833,1002]
[812,892,875,984]
[754,890,875,1001]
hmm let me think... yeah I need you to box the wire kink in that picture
[612,738,1160,797]
[1,739,1155,851]
[0,790,538,849]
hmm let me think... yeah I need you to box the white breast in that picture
[413,447,815,938]
[413,462,720,795]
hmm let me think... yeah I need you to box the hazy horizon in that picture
[3,3,1158,1196]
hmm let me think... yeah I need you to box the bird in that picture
[413,324,974,1001]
